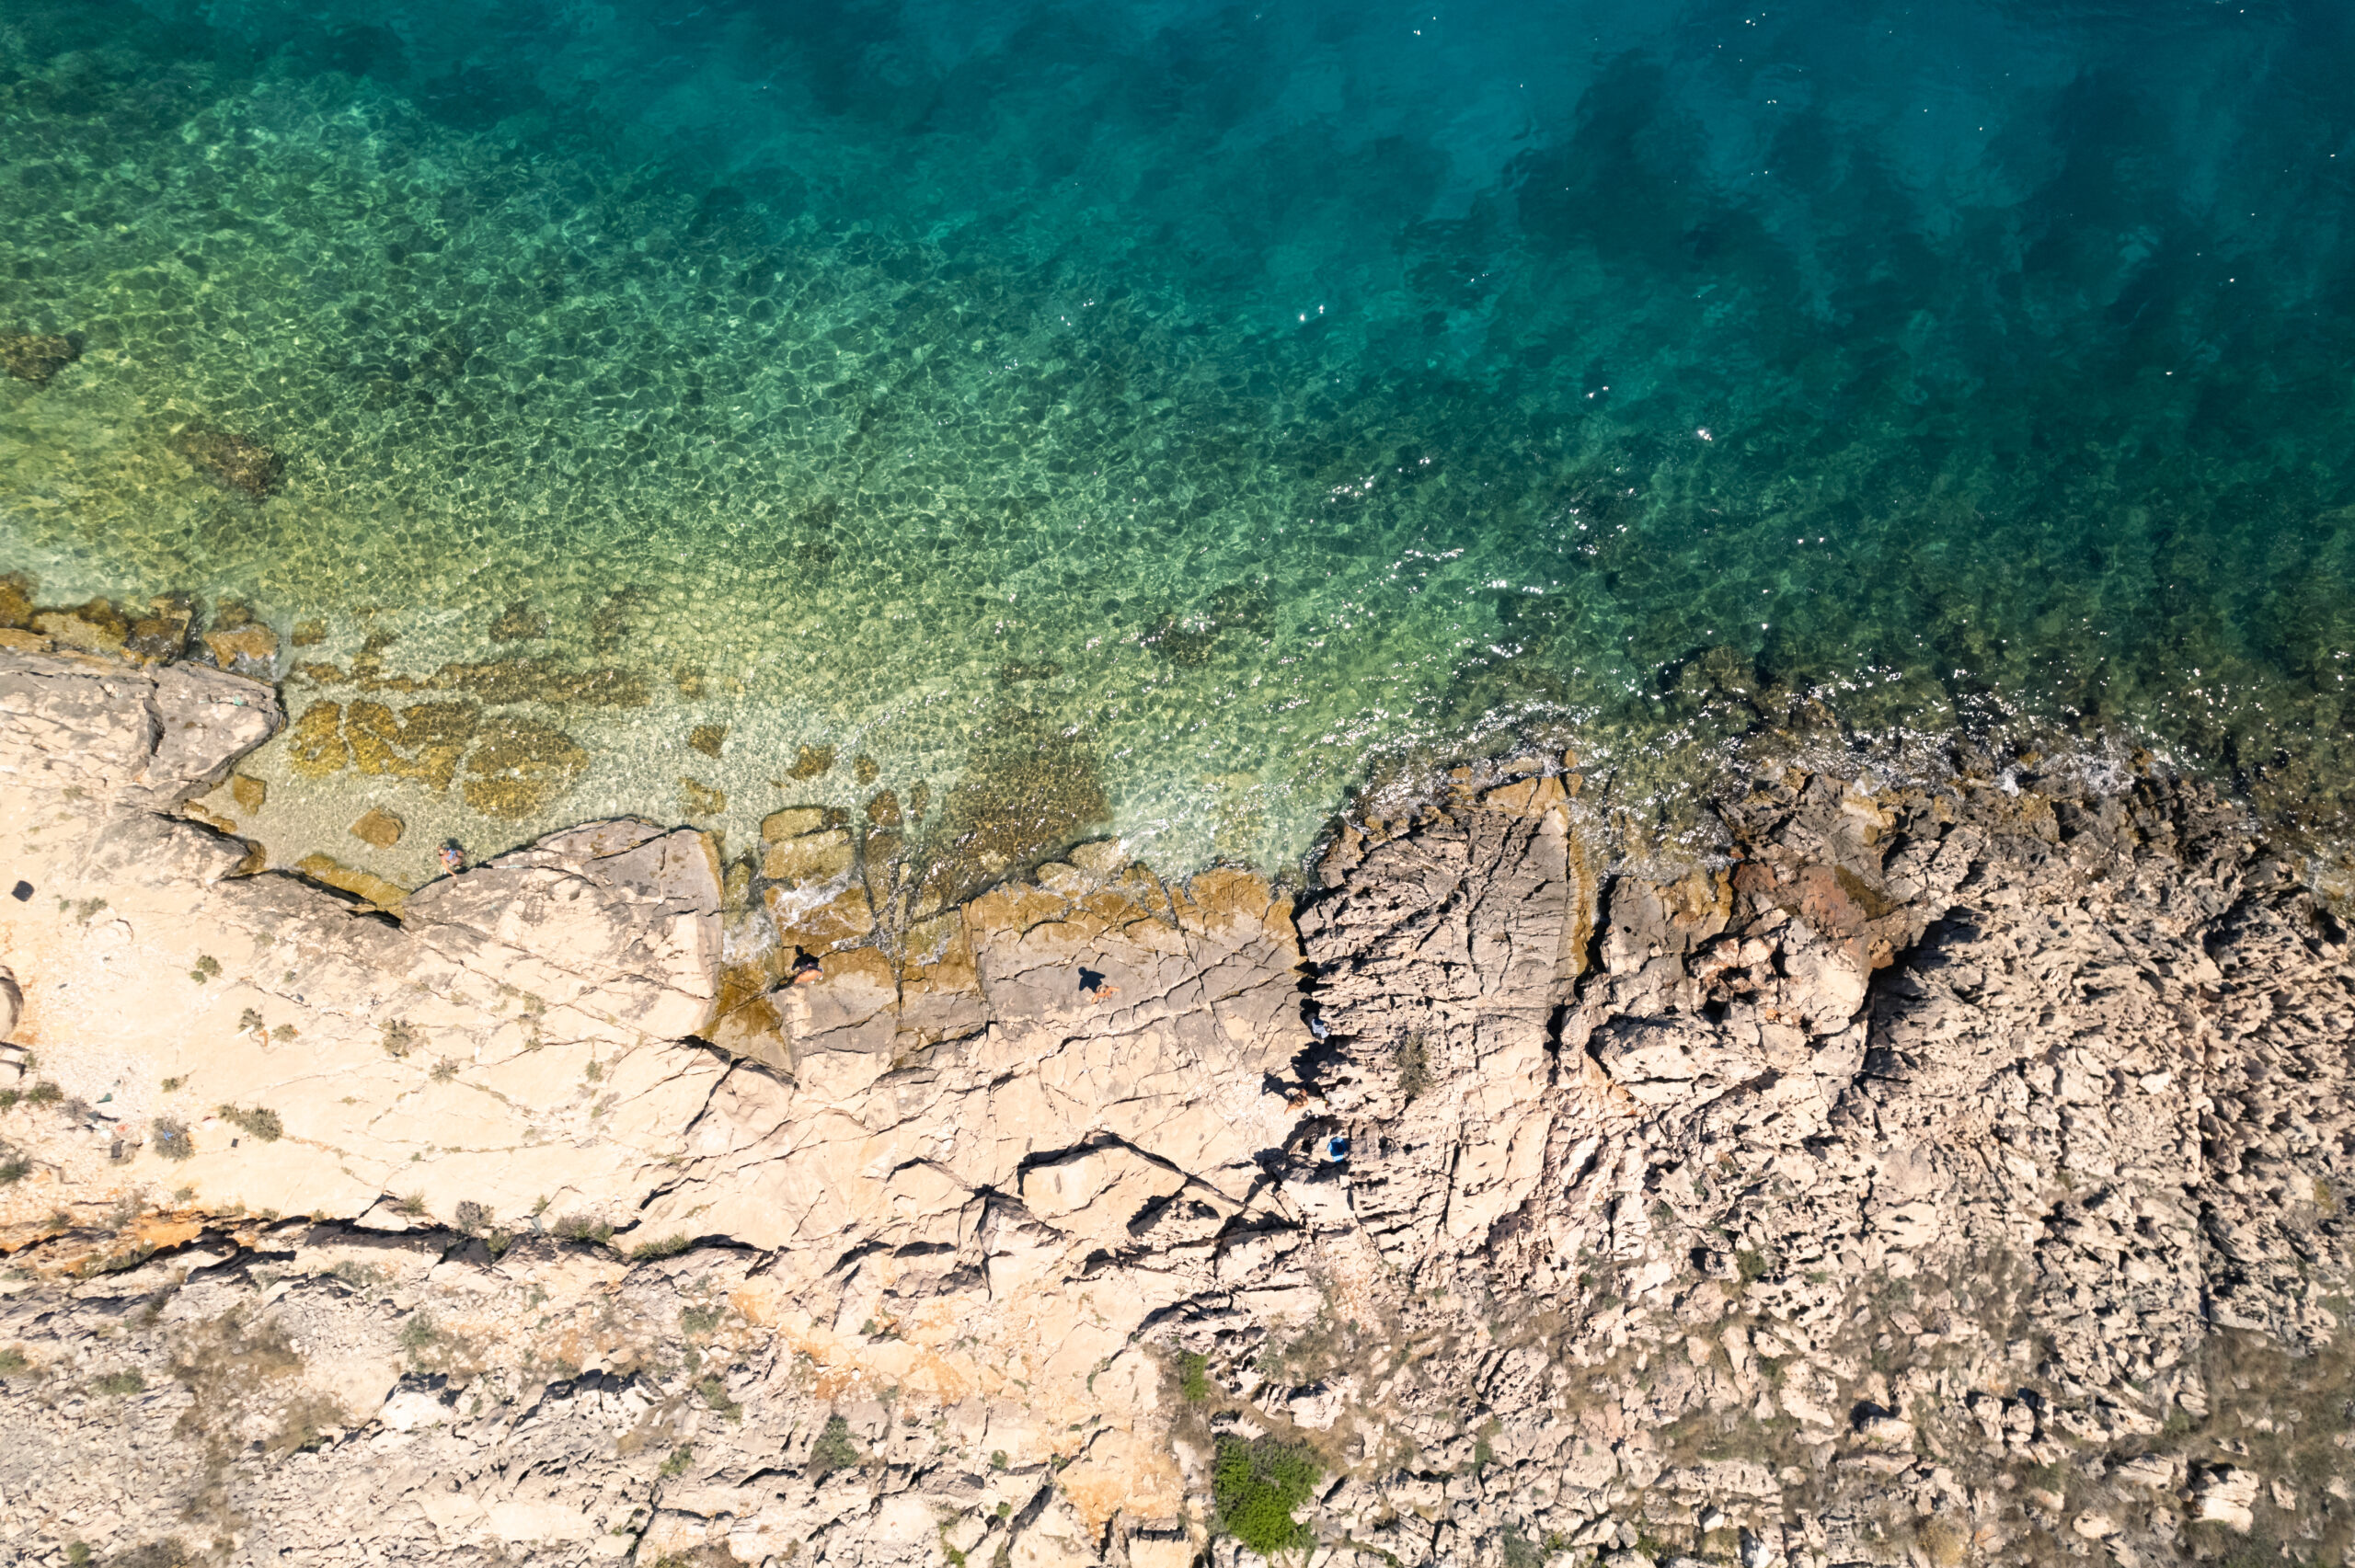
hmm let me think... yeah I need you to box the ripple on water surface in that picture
[1,0,2352,897]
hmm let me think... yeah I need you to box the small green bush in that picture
[106,1539,189,1568]
[695,1373,742,1423]
[680,1303,723,1337]
[27,1080,63,1106]
[1212,1436,1320,1558]
[0,1154,28,1185]
[216,1104,282,1142]
[808,1413,860,1479]
[630,1233,693,1262]
[1394,1033,1430,1100]
[1735,1248,1771,1283]
[454,1199,490,1234]
[381,1020,417,1059]
[1178,1350,1212,1403]
[553,1212,613,1244]
[659,1443,694,1477]
[0,1347,29,1374]
[94,1368,147,1396]
[152,1116,194,1161]
[189,955,220,983]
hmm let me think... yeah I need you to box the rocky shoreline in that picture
[0,644,2349,1568]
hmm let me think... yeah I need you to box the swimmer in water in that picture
[438,841,465,875]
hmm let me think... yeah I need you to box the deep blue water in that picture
[2,0,2351,880]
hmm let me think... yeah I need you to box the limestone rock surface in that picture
[1,647,2350,1568]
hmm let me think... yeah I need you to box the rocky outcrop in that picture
[0,648,2349,1568]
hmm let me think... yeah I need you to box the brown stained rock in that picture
[461,716,589,818]
[290,619,327,647]
[785,744,835,780]
[230,774,267,812]
[488,601,547,642]
[126,597,194,663]
[350,808,404,849]
[0,330,80,384]
[294,853,407,914]
[201,622,279,679]
[347,700,477,792]
[763,881,874,954]
[174,425,284,500]
[31,599,130,655]
[854,754,879,785]
[763,827,853,884]
[0,573,35,629]
[761,807,827,842]
[285,702,350,777]
[688,724,727,759]
[865,789,902,828]
[679,777,726,818]
[706,989,791,1072]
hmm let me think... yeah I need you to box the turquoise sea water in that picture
[1,0,2351,888]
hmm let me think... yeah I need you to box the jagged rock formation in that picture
[0,647,2349,1568]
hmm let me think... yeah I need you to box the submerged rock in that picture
[784,742,835,779]
[460,714,589,818]
[284,699,350,776]
[347,698,477,791]
[488,600,548,641]
[172,423,285,499]
[0,328,80,383]
[29,598,129,655]
[199,601,278,677]
[350,807,403,848]
[125,595,194,662]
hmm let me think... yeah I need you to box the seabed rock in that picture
[173,423,286,499]
[0,328,80,383]
[0,645,2349,1568]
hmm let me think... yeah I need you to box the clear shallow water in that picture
[1,0,2351,889]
